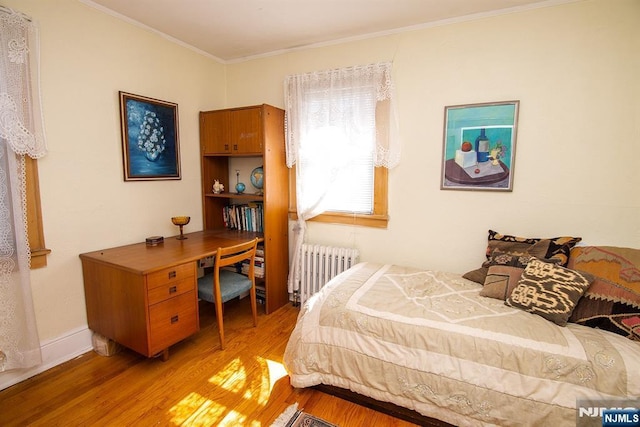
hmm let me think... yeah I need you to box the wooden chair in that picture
[197,238,259,349]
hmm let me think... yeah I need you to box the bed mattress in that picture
[284,262,640,426]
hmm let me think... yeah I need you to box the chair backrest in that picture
[215,238,258,272]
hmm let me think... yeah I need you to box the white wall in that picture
[226,0,640,274]
[0,0,226,387]
[1,0,638,387]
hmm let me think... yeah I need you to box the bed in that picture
[283,241,640,426]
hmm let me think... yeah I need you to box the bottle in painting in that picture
[475,128,490,163]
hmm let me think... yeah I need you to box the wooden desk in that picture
[80,230,262,360]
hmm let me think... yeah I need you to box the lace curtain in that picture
[284,62,400,296]
[0,7,47,372]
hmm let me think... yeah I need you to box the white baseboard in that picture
[0,326,93,391]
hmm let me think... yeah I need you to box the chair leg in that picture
[214,295,225,350]
[250,284,258,327]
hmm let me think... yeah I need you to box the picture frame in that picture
[441,100,519,191]
[119,91,181,181]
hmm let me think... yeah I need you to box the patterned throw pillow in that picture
[506,258,594,326]
[480,249,537,300]
[484,230,539,259]
[567,246,640,340]
[463,229,581,284]
[486,230,581,266]
[462,235,550,284]
[621,316,640,340]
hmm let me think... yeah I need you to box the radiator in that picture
[298,244,359,306]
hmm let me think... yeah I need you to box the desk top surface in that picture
[79,229,263,275]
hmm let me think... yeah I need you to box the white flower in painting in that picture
[136,109,167,160]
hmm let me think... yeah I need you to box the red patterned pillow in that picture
[621,316,640,340]
[567,246,640,340]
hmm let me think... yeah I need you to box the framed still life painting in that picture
[119,91,181,181]
[441,100,519,191]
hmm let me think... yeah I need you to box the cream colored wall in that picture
[3,0,226,342]
[227,0,640,274]
[1,0,638,372]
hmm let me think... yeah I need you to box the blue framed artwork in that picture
[119,91,181,181]
[441,100,519,191]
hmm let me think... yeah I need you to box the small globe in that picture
[235,182,246,194]
[250,166,264,191]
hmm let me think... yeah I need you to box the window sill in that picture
[289,210,388,228]
[30,248,51,269]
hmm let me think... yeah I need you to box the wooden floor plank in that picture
[0,298,419,426]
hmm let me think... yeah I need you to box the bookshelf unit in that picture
[199,104,289,314]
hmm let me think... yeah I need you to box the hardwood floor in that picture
[0,298,419,426]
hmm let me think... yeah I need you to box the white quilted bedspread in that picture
[284,262,640,426]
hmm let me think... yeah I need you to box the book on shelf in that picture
[222,202,264,232]
[242,257,264,278]
[255,284,266,305]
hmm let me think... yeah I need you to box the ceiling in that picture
[82,0,570,63]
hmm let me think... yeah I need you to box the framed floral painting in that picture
[119,91,181,181]
[441,100,519,191]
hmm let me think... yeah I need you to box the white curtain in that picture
[0,7,47,371]
[284,62,399,296]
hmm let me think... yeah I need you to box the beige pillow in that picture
[482,264,527,300]
[506,258,594,326]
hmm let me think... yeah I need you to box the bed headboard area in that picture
[462,230,640,342]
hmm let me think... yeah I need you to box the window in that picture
[288,166,388,228]
[285,62,399,228]
[0,7,50,269]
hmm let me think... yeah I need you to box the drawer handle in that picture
[169,285,177,294]
[171,315,179,324]
[168,271,177,279]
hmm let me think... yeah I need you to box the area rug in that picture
[270,403,339,427]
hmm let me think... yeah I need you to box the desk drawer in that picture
[147,277,194,305]
[148,291,198,355]
[147,263,194,290]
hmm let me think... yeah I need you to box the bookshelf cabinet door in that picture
[229,107,263,154]
[201,110,231,154]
